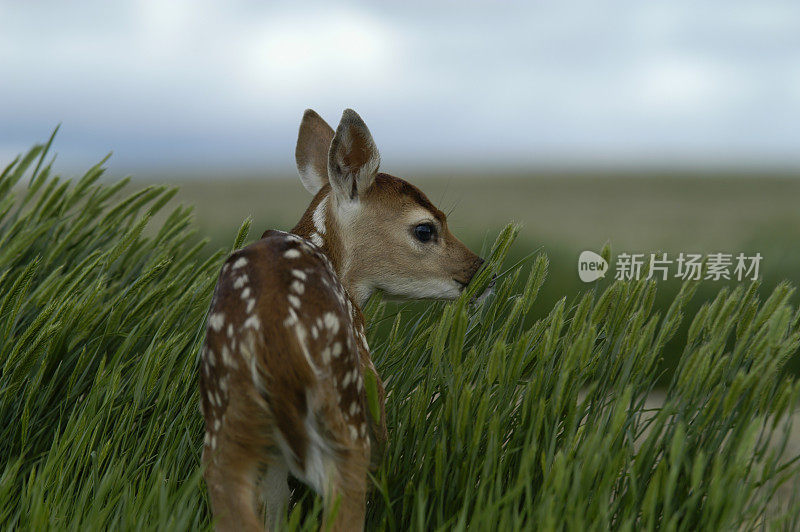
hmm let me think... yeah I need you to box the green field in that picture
[158,170,800,255]
[3,143,800,530]
[152,171,800,378]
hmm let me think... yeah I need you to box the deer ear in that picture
[327,109,380,201]
[295,109,335,195]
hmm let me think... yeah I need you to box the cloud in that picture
[239,8,402,97]
[0,0,798,171]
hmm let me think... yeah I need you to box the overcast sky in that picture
[1,1,799,174]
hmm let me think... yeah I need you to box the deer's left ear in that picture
[295,109,335,195]
[328,109,380,201]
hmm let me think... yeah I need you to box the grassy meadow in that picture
[156,170,800,379]
[2,141,800,530]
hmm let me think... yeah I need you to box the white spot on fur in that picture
[244,316,261,330]
[323,312,340,334]
[313,195,328,234]
[288,294,301,308]
[298,401,334,493]
[332,342,342,358]
[221,345,234,367]
[360,423,367,438]
[349,425,358,441]
[227,323,233,338]
[238,335,253,361]
[246,298,255,313]
[213,419,221,431]
[290,280,305,294]
[241,287,251,299]
[208,313,225,332]
[294,323,318,374]
[283,308,298,327]
[349,401,360,416]
[321,347,331,364]
[284,248,301,259]
[233,275,248,289]
[292,269,307,281]
[236,335,258,389]
[232,257,248,269]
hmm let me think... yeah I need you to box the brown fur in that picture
[200,109,481,531]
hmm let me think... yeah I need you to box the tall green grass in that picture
[1,142,799,530]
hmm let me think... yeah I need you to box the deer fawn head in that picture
[292,109,485,305]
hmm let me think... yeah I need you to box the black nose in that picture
[457,257,487,290]
[472,257,486,279]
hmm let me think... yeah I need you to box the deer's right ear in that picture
[327,109,380,202]
[295,109,335,195]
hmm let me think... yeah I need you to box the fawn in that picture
[199,109,485,531]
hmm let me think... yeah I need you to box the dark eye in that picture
[414,223,435,243]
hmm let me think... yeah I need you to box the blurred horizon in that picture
[2,1,799,175]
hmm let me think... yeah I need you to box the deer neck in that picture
[290,189,372,307]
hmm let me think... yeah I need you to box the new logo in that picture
[578,250,608,283]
